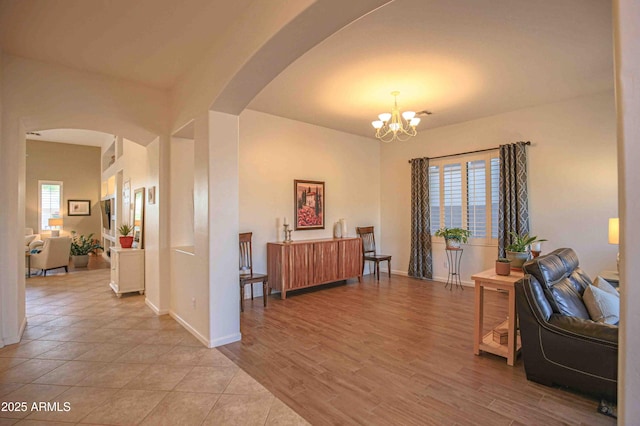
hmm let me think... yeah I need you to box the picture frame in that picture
[294,179,325,230]
[68,200,91,216]
[147,186,156,205]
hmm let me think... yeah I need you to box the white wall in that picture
[170,137,195,247]
[239,109,382,290]
[144,138,162,312]
[380,91,617,283]
[614,0,640,421]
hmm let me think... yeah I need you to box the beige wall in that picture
[239,109,381,291]
[380,91,617,282]
[614,0,640,421]
[26,140,101,239]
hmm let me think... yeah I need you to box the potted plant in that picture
[70,231,103,268]
[434,227,472,249]
[495,258,511,276]
[118,223,134,248]
[505,231,547,269]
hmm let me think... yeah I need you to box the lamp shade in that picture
[48,217,63,227]
[608,218,619,245]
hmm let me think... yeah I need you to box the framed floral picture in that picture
[294,180,324,230]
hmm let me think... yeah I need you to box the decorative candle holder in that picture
[283,224,293,243]
[531,250,541,258]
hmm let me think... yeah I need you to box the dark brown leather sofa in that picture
[514,248,618,401]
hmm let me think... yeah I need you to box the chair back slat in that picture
[356,226,376,255]
[239,232,253,274]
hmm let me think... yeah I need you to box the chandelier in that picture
[371,91,427,143]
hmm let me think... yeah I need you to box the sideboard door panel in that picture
[313,241,339,284]
[289,244,311,289]
[339,238,362,279]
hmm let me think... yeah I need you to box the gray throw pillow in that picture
[583,284,619,324]
[593,275,619,296]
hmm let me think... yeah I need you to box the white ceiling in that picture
[248,0,614,137]
[1,0,613,140]
[0,0,254,89]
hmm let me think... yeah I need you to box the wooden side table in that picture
[471,268,524,366]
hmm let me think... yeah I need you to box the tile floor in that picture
[0,269,308,425]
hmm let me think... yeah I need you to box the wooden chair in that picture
[239,232,269,312]
[356,226,392,280]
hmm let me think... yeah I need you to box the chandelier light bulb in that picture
[378,113,392,122]
[371,91,427,143]
[402,111,416,120]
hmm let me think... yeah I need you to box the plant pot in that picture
[445,238,461,249]
[506,251,530,270]
[72,254,89,268]
[495,260,511,276]
[119,236,134,248]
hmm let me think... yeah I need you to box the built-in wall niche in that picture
[101,136,123,172]
[170,136,195,248]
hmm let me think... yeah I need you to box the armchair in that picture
[515,248,617,401]
[30,237,72,276]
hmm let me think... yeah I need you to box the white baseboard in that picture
[432,275,474,287]
[392,270,474,287]
[169,310,210,347]
[145,298,169,315]
[168,311,241,348]
[1,317,28,347]
[209,332,242,348]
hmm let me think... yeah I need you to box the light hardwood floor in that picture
[220,274,615,426]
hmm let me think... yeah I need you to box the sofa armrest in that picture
[546,314,618,346]
[29,240,44,251]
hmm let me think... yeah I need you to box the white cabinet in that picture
[110,247,145,297]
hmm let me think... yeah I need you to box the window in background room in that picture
[429,153,499,245]
[39,180,63,233]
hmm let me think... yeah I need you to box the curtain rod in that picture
[407,141,531,163]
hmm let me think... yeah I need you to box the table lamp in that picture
[48,217,63,237]
[608,217,619,273]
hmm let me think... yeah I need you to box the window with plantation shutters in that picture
[39,181,63,233]
[428,153,500,245]
[467,160,486,237]
[443,163,462,228]
[490,158,500,239]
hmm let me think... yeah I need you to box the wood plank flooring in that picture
[220,274,614,426]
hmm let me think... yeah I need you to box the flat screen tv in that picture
[100,199,111,230]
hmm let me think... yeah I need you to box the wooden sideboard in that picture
[267,237,362,299]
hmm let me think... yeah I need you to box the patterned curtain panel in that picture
[408,158,433,279]
[498,142,530,257]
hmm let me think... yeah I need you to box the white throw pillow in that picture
[25,234,37,246]
[593,276,620,297]
[583,284,619,324]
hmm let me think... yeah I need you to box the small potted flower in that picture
[495,258,511,276]
[434,227,472,249]
[118,223,134,248]
[505,231,547,270]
